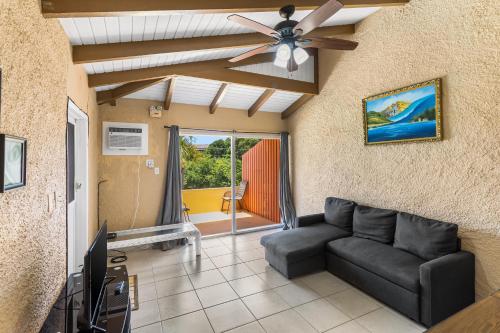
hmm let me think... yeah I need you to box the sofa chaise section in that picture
[261,216,350,278]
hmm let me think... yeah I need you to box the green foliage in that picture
[180,136,202,166]
[236,138,260,159]
[181,137,257,189]
[366,111,391,126]
[411,108,436,122]
[205,138,231,158]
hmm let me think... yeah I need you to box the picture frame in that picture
[363,78,442,145]
[0,134,27,192]
[0,69,2,120]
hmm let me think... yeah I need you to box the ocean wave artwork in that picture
[363,79,442,144]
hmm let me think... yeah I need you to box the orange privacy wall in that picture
[242,139,281,224]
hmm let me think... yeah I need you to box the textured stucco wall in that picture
[287,0,499,299]
[0,1,99,331]
[98,99,287,232]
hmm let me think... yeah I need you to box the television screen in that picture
[79,223,108,329]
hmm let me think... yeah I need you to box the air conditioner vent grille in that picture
[109,134,142,149]
[102,122,148,156]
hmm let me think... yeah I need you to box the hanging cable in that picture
[130,156,142,230]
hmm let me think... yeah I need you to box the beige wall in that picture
[287,0,500,299]
[0,1,99,332]
[99,99,287,232]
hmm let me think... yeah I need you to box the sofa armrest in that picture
[419,251,475,327]
[296,213,325,228]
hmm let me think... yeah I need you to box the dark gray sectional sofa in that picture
[260,197,475,328]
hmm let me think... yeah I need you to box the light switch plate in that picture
[146,159,154,168]
[154,167,160,175]
[48,193,54,213]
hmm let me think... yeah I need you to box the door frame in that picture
[67,98,89,276]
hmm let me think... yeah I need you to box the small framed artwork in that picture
[0,69,2,119]
[0,134,27,192]
[363,78,442,145]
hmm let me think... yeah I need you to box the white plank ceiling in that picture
[59,7,380,113]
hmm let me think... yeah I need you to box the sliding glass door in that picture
[180,133,232,236]
[179,130,282,236]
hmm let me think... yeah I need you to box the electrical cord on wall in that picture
[130,157,142,230]
[106,158,142,265]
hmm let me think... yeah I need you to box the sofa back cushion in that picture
[394,212,458,260]
[324,197,357,232]
[353,205,397,244]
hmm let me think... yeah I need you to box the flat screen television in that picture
[78,223,108,331]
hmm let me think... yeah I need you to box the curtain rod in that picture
[163,125,281,136]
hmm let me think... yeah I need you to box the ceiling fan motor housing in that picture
[274,20,299,38]
[279,5,296,19]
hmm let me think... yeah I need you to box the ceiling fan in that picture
[227,0,358,72]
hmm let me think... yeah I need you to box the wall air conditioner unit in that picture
[102,122,148,156]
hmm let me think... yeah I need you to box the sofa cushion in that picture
[261,223,351,264]
[327,237,425,292]
[353,205,397,244]
[394,212,458,260]
[324,197,357,232]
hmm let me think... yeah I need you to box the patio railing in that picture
[182,187,229,214]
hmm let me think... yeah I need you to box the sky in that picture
[367,85,436,113]
[183,135,227,145]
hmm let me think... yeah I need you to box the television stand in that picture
[40,265,131,333]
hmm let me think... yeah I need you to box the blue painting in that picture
[363,79,442,144]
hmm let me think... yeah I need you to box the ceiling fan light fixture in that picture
[274,56,289,69]
[293,47,309,65]
[274,43,292,68]
[276,44,292,61]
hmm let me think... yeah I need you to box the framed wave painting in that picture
[363,78,442,145]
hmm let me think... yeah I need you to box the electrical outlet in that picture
[146,159,154,168]
[154,167,160,175]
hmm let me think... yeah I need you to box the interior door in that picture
[67,100,89,276]
[67,121,76,276]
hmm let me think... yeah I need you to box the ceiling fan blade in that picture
[287,54,299,72]
[228,14,279,37]
[299,37,359,50]
[229,44,274,63]
[293,0,343,36]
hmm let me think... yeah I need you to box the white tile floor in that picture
[115,229,427,333]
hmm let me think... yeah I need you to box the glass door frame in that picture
[179,128,284,236]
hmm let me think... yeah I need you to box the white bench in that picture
[107,222,202,256]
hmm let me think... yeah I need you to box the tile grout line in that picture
[189,273,217,333]
[128,233,272,331]
[134,232,378,333]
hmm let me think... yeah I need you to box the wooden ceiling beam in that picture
[340,0,410,8]
[248,89,275,117]
[281,94,314,119]
[209,83,229,114]
[96,78,166,104]
[72,25,354,64]
[41,0,408,18]
[88,53,275,87]
[191,70,318,95]
[90,52,317,97]
[164,78,175,110]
